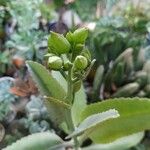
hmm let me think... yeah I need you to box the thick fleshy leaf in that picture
[81,98,150,143]
[26,61,67,124]
[93,65,104,100]
[66,109,119,139]
[2,132,65,150]
[83,132,144,150]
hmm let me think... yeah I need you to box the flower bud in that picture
[48,56,63,70]
[74,55,88,70]
[74,44,84,53]
[63,61,72,71]
[48,31,71,55]
[73,27,88,44]
[66,31,74,43]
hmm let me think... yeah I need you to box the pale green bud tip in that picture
[74,55,88,70]
[48,56,62,70]
[48,31,71,55]
[73,27,89,44]
[66,31,74,43]
[44,53,55,59]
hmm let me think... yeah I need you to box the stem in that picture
[60,69,67,79]
[66,69,79,150]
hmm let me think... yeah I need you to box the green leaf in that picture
[83,132,144,150]
[44,96,71,109]
[93,65,104,100]
[111,83,139,97]
[0,123,5,142]
[44,96,71,126]
[26,61,66,99]
[51,71,67,91]
[66,109,119,139]
[72,85,87,125]
[80,98,150,143]
[51,71,87,125]
[2,132,65,150]
[26,61,67,124]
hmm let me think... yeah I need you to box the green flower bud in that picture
[48,31,71,55]
[73,27,88,44]
[74,55,88,70]
[66,31,74,43]
[48,56,63,70]
[74,44,84,53]
[63,60,72,71]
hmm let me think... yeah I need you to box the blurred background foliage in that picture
[0,0,150,149]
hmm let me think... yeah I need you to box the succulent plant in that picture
[90,7,150,101]
[92,46,150,100]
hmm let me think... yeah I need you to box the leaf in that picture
[26,61,66,99]
[44,96,71,126]
[111,83,139,97]
[51,71,67,92]
[0,123,5,142]
[51,71,87,125]
[93,65,104,100]
[80,98,150,143]
[26,61,67,124]
[83,132,144,150]
[2,132,65,150]
[44,96,71,109]
[66,109,119,139]
[72,85,87,125]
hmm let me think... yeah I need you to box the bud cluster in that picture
[46,28,95,82]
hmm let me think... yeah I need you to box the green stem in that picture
[66,69,79,150]
[60,69,67,79]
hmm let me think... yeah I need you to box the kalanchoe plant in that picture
[4,28,150,150]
